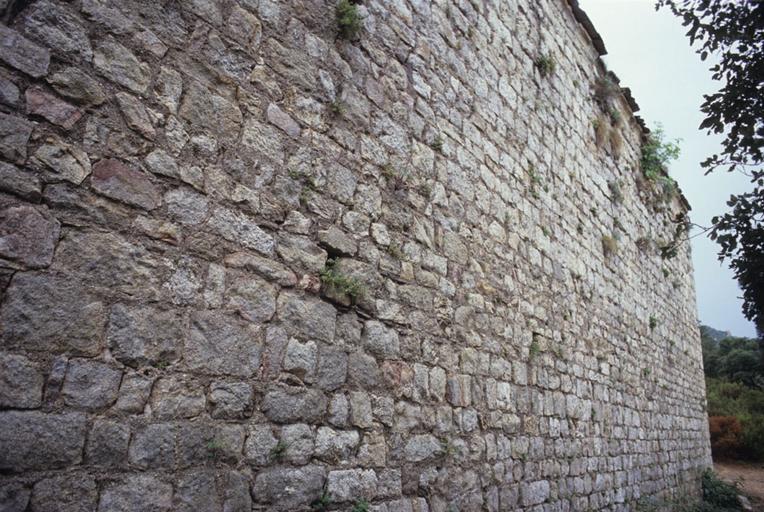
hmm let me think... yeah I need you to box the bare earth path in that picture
[715,461,764,511]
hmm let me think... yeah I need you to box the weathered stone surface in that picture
[31,474,97,512]
[32,136,91,184]
[253,465,326,509]
[209,381,253,419]
[0,74,20,107]
[150,375,206,419]
[276,291,336,343]
[227,273,278,323]
[318,225,357,256]
[350,391,373,428]
[327,469,378,502]
[48,67,107,106]
[116,92,155,138]
[283,338,317,378]
[62,359,122,409]
[0,25,49,78]
[0,482,30,512]
[0,411,86,471]
[347,352,380,389]
[0,205,60,269]
[317,345,348,391]
[267,103,300,137]
[179,80,242,142]
[186,311,262,377]
[0,272,106,355]
[155,66,182,113]
[262,384,328,423]
[244,424,278,465]
[280,423,314,464]
[173,470,221,512]
[107,303,184,367]
[177,422,244,466]
[0,353,43,408]
[0,161,42,201]
[93,39,150,93]
[25,87,82,129]
[86,419,130,466]
[0,112,33,163]
[114,372,153,413]
[241,117,284,162]
[314,426,359,463]
[224,251,297,286]
[521,480,550,506]
[403,434,442,462]
[128,423,175,468]
[21,0,93,61]
[363,320,400,358]
[206,207,275,255]
[276,233,327,272]
[98,474,173,512]
[92,158,160,210]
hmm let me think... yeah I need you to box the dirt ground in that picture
[715,460,764,511]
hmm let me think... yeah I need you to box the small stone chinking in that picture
[0,0,710,511]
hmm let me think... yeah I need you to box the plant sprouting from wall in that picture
[602,234,618,258]
[311,490,332,511]
[594,75,620,108]
[336,0,363,39]
[351,499,370,512]
[320,259,364,301]
[534,53,556,77]
[641,125,681,181]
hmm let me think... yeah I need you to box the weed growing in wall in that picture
[608,180,624,204]
[206,439,223,460]
[311,490,332,511]
[352,499,370,512]
[641,125,680,181]
[320,259,364,300]
[329,99,347,116]
[534,53,556,77]
[594,75,620,107]
[601,235,617,257]
[430,135,444,153]
[336,0,363,39]
[269,440,288,462]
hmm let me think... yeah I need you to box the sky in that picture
[578,0,757,338]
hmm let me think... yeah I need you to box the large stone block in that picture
[0,353,43,408]
[185,311,263,377]
[178,79,242,142]
[62,359,122,409]
[0,272,106,355]
[0,25,49,78]
[0,111,33,163]
[98,474,173,512]
[91,158,160,210]
[30,474,97,512]
[276,291,337,342]
[262,384,328,424]
[0,411,86,471]
[0,204,60,269]
[252,465,326,509]
[150,374,206,419]
[93,39,150,93]
[20,0,93,62]
[107,303,184,368]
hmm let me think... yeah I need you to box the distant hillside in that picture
[701,324,731,343]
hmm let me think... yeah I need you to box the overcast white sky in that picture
[578,0,757,337]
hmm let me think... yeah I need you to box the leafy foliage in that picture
[657,0,764,342]
[336,0,363,40]
[641,125,681,181]
[700,469,742,511]
[534,54,556,77]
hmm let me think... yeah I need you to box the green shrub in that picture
[641,125,681,180]
[700,469,742,510]
[534,54,556,77]
[336,0,362,39]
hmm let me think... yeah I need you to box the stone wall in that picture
[0,0,711,510]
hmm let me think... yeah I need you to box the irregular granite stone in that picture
[276,291,337,343]
[362,320,400,358]
[32,136,91,184]
[20,0,93,62]
[31,474,97,512]
[0,112,33,163]
[113,372,153,414]
[98,474,173,512]
[224,251,297,286]
[0,411,86,471]
[61,359,122,409]
[262,384,328,424]
[116,92,155,138]
[206,206,275,255]
[327,469,378,502]
[178,80,242,142]
[0,74,20,107]
[173,470,222,512]
[25,86,82,129]
[0,482,30,512]
[0,272,106,355]
[93,39,150,93]
[47,67,107,106]
[0,204,60,269]
[107,303,184,368]
[0,25,50,78]
[0,161,42,201]
[128,423,176,468]
[91,158,160,210]
[208,381,254,419]
[150,375,206,419]
[267,103,300,137]
[226,273,278,323]
[0,353,43,408]
[85,419,130,466]
[185,311,263,377]
[252,465,326,509]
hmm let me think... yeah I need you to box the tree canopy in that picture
[656,0,764,341]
